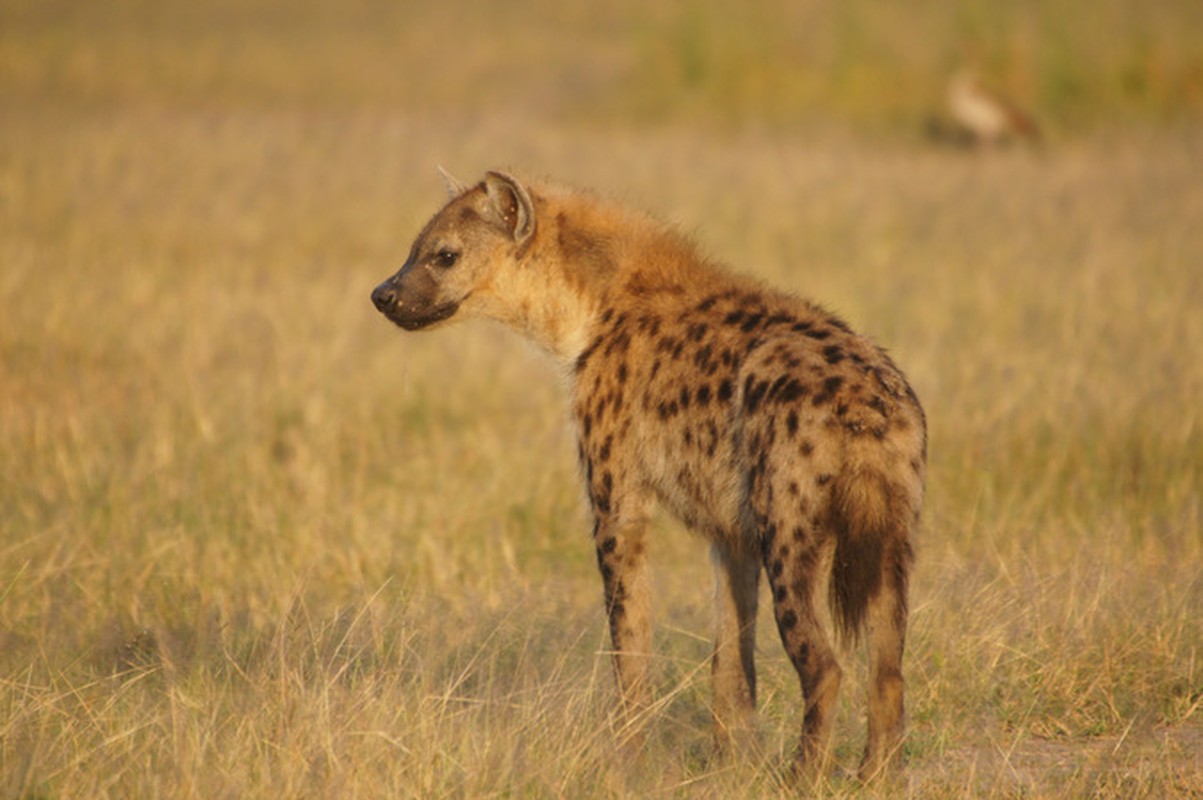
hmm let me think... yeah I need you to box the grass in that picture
[2,1,1202,797]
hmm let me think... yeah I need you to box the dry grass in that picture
[2,1,1202,797]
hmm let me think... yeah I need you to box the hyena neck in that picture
[489,272,602,369]
[519,194,704,367]
[481,190,709,369]
[478,194,609,367]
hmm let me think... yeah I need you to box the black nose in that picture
[372,283,396,312]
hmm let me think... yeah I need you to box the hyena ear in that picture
[483,170,536,249]
[437,165,466,200]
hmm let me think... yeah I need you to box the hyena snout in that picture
[371,280,399,313]
[371,267,462,331]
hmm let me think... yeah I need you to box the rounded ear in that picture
[437,165,467,200]
[483,171,536,248]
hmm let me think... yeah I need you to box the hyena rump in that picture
[371,170,926,779]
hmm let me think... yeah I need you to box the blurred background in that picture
[4,0,1203,132]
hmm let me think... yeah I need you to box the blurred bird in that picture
[945,68,1041,147]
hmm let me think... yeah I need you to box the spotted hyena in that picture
[371,170,926,780]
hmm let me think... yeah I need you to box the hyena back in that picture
[372,170,926,780]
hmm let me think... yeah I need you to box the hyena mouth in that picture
[371,281,463,331]
[380,301,461,331]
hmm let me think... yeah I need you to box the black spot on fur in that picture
[693,344,713,369]
[823,345,845,365]
[695,384,711,406]
[743,375,770,413]
[604,330,630,356]
[723,310,746,326]
[778,609,797,630]
[777,378,807,404]
[717,379,734,403]
[679,386,691,409]
[786,410,799,435]
[805,328,832,341]
[696,295,719,312]
[740,312,765,332]
[812,376,844,406]
[766,374,791,402]
[633,314,662,337]
[576,336,602,373]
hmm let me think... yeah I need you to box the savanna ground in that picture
[2,1,1202,797]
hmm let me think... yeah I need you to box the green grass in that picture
[2,1,1202,797]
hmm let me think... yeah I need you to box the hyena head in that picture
[371,169,535,331]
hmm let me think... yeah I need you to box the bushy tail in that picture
[827,469,913,644]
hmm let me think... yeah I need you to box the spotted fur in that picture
[372,170,927,780]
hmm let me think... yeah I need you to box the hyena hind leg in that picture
[859,539,911,781]
[762,527,843,779]
[709,542,760,757]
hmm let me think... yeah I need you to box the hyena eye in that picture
[433,249,459,268]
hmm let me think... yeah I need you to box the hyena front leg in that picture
[710,541,760,756]
[590,488,654,714]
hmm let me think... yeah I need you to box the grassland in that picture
[2,1,1202,797]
